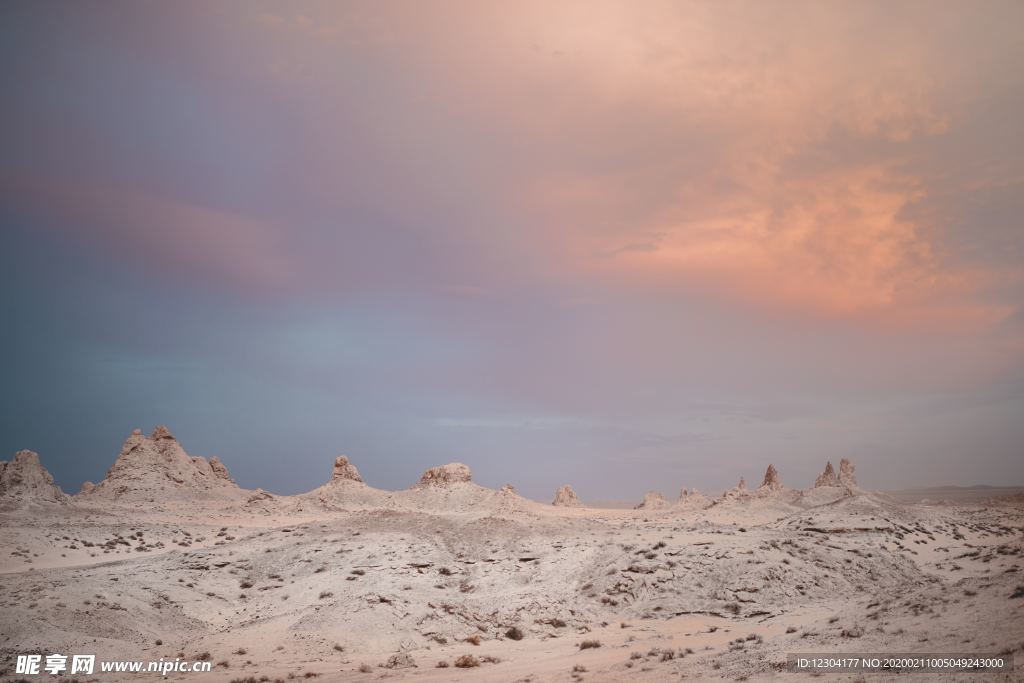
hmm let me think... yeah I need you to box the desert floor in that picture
[1,492,1022,682]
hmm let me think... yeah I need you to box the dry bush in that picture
[454,654,480,668]
[579,640,601,650]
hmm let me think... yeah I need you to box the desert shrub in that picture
[505,626,524,641]
[454,655,480,668]
[579,640,601,650]
[318,591,334,599]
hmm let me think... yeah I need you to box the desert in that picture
[4,3,1024,680]
[1,427,1021,682]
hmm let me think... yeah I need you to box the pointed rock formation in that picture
[331,456,364,483]
[838,458,857,487]
[759,464,782,491]
[416,462,472,487]
[634,491,668,510]
[0,450,69,504]
[84,426,241,501]
[552,484,581,507]
[814,461,838,487]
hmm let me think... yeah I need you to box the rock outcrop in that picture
[719,476,751,502]
[814,461,839,487]
[247,488,276,503]
[552,484,581,507]
[838,458,857,487]
[0,450,69,503]
[209,457,231,481]
[759,464,782,491]
[416,462,472,487]
[634,490,668,510]
[677,487,711,507]
[331,456,364,483]
[83,426,241,501]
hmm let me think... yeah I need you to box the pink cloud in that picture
[3,176,295,292]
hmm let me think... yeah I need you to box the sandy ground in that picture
[1,486,1022,683]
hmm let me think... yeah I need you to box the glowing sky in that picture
[2,1,1022,498]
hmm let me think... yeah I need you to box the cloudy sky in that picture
[2,1,1022,500]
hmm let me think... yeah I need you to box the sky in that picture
[1,1,1023,500]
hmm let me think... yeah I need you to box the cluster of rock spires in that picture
[79,426,237,501]
[634,459,862,509]
[814,458,858,489]
[1,425,868,510]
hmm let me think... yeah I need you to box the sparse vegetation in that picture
[454,654,480,668]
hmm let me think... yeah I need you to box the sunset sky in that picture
[2,1,1022,499]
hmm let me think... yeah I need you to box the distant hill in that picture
[883,485,1024,504]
